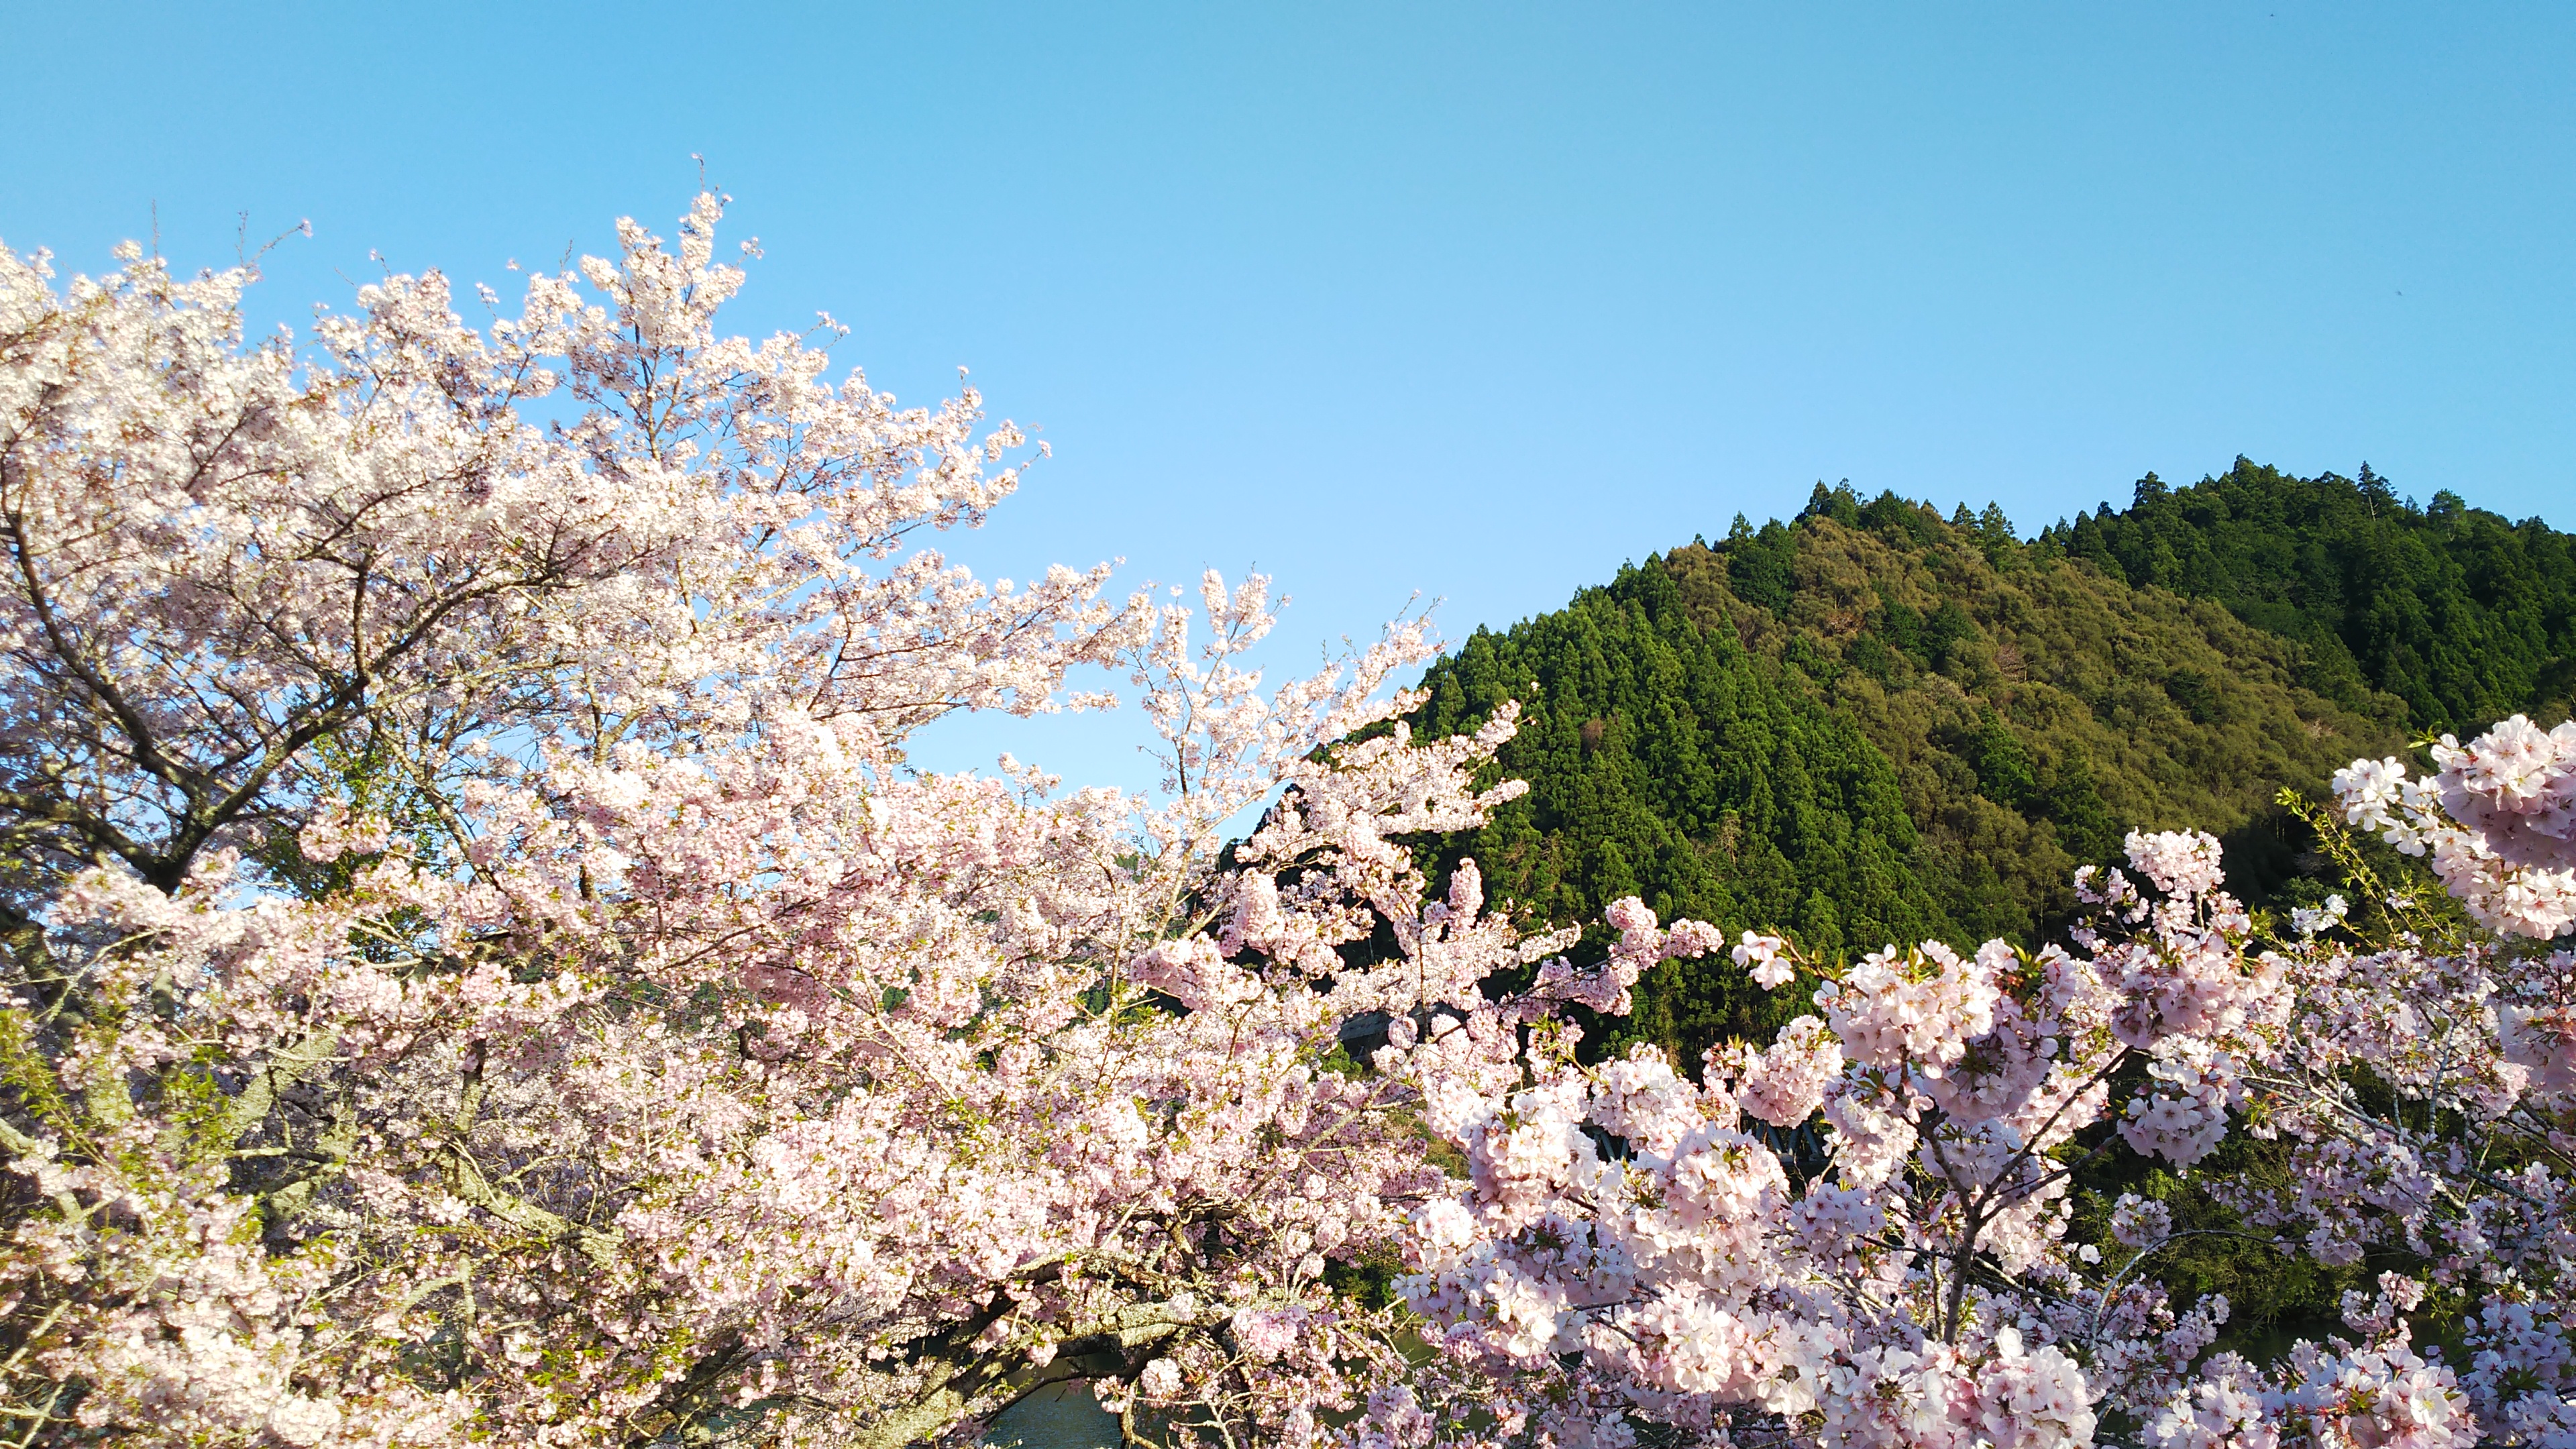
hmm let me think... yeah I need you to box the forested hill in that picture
[1407,463,2576,1066]
[2040,458,2576,731]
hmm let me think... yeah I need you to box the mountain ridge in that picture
[1404,462,2574,1068]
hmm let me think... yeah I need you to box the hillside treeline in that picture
[1408,462,2575,1069]
[2044,457,2576,731]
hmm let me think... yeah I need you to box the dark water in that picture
[983,1382,1121,1449]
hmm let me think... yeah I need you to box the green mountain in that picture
[1408,463,2576,1069]
[2043,458,2576,732]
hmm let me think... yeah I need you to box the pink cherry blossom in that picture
[6,197,2575,1449]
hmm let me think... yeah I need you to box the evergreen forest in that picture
[1406,460,2576,1069]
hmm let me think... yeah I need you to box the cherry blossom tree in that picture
[0,196,1549,1446]
[1374,719,2576,1449]
[3,193,2572,1449]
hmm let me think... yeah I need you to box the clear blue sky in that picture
[6,3,2571,788]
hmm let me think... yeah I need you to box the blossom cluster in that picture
[2334,716,2576,937]
[1377,798,2576,1449]
[0,199,1527,1448]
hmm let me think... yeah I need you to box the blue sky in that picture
[6,3,2571,789]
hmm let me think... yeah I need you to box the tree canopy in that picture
[2041,458,2576,733]
[1403,468,2498,1068]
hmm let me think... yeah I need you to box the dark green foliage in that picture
[1725,512,1799,615]
[2041,747,2124,866]
[1664,494,2402,948]
[1956,708,2036,808]
[1409,560,1952,1065]
[1404,468,2451,1068]
[1801,482,1862,529]
[2037,458,2576,731]
[1405,462,2573,1069]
